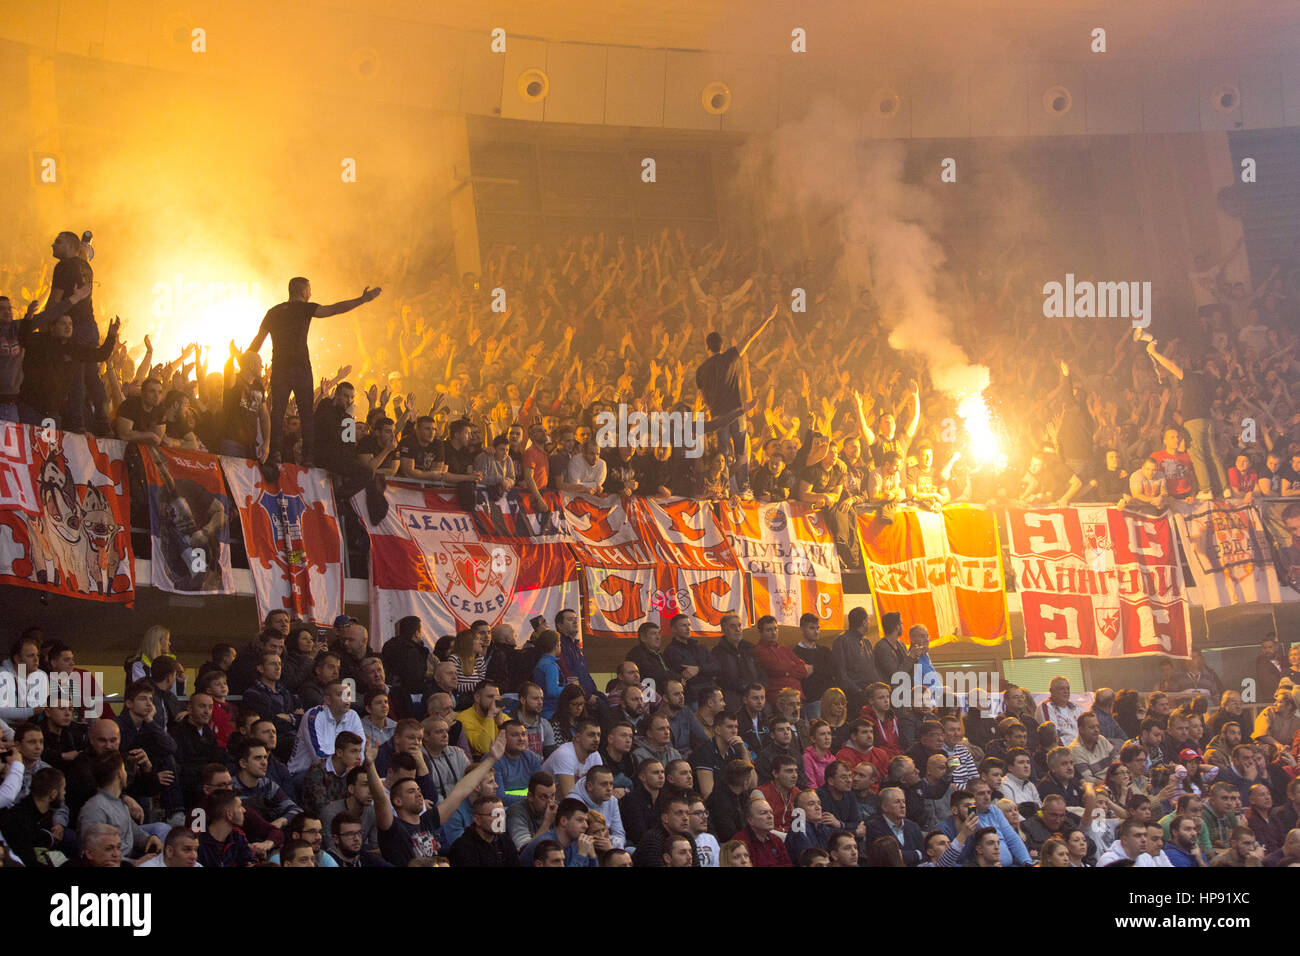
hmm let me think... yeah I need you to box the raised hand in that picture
[362,286,383,302]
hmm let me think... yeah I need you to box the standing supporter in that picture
[247,277,381,468]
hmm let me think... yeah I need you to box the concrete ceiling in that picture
[316,0,1300,61]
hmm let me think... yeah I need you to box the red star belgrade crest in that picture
[428,540,519,626]
[1095,608,1120,641]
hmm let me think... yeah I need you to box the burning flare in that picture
[956,393,1007,472]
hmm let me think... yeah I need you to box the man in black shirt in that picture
[1054,360,1096,507]
[20,306,118,429]
[751,451,795,502]
[114,377,167,446]
[1096,449,1129,502]
[220,350,268,460]
[247,277,381,469]
[441,419,482,484]
[45,231,108,434]
[695,305,778,493]
[356,415,400,477]
[1146,341,1230,499]
[313,382,357,472]
[397,415,446,481]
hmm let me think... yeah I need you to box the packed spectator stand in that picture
[1,225,1300,868]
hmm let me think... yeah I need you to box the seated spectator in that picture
[197,789,256,867]
[1210,825,1263,868]
[232,738,300,827]
[169,694,226,805]
[540,717,603,798]
[493,720,543,806]
[326,810,391,868]
[137,826,202,868]
[447,795,520,867]
[826,829,860,867]
[803,719,837,789]
[571,764,626,848]
[1037,746,1085,807]
[301,731,364,817]
[756,754,801,833]
[730,797,791,867]
[863,786,924,865]
[72,821,128,868]
[756,716,808,788]
[1069,713,1115,782]
[518,797,599,867]
[507,771,557,850]
[691,711,749,801]
[289,680,364,775]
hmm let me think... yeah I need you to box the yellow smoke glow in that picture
[956,393,1007,471]
[130,262,271,361]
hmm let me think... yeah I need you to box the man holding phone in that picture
[455,681,505,759]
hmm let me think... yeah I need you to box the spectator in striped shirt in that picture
[940,715,979,788]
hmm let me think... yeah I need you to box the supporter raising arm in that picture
[370,732,506,866]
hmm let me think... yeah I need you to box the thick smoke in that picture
[745,96,989,398]
[5,49,456,362]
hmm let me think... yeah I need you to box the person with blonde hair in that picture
[820,687,851,750]
[125,625,184,692]
[996,797,1030,847]
[719,838,752,867]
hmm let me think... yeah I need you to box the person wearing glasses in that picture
[688,795,720,867]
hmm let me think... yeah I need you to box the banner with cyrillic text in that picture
[717,500,844,629]
[1005,506,1191,658]
[361,483,581,645]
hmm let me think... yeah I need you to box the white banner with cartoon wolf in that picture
[0,423,134,602]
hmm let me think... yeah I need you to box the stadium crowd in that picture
[4,227,1300,574]
[0,611,1296,867]
[2,226,1300,867]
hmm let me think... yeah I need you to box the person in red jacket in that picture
[836,719,893,781]
[733,797,792,867]
[753,616,809,700]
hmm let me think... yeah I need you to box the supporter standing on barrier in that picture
[247,277,382,470]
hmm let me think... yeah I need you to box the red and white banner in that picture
[1005,506,1191,658]
[221,459,344,626]
[139,446,234,595]
[562,495,746,638]
[1171,500,1286,609]
[0,424,133,602]
[856,505,1007,647]
[717,500,843,628]
[360,482,581,644]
